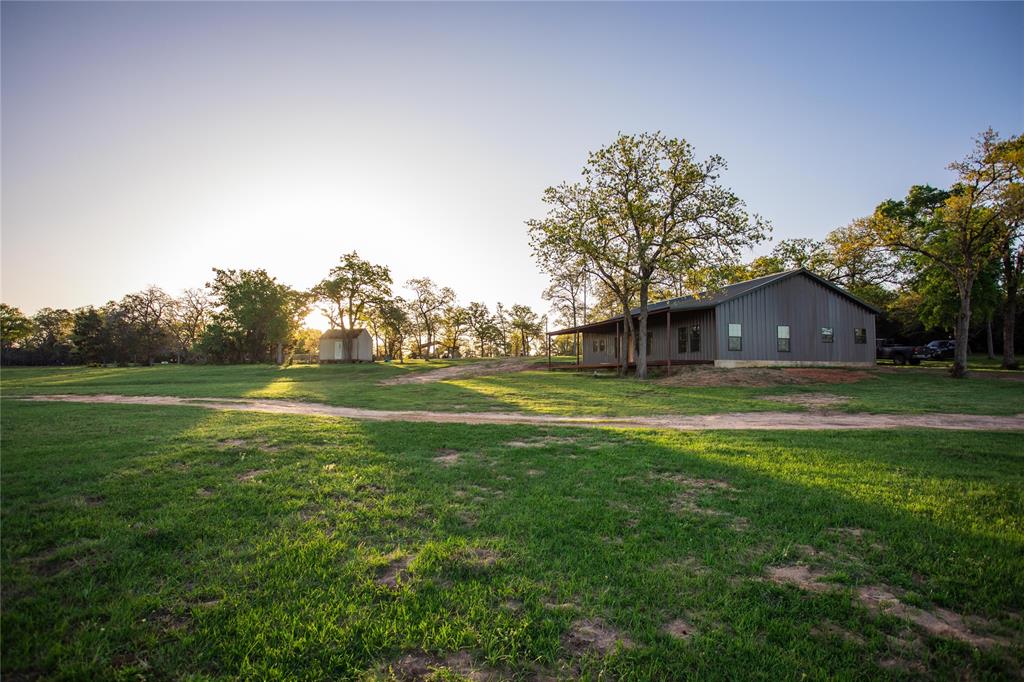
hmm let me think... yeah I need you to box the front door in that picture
[335,341,344,360]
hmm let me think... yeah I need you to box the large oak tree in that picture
[870,130,1022,377]
[313,252,392,362]
[529,132,768,378]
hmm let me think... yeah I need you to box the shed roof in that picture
[320,328,369,340]
[547,268,879,335]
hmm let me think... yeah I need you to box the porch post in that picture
[576,332,580,367]
[666,309,672,369]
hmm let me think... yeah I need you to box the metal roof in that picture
[547,268,880,335]
[320,328,369,339]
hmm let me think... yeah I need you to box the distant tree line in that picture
[1,259,546,366]
[310,253,544,362]
[530,129,1022,377]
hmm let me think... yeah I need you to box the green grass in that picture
[2,400,1022,679]
[3,360,1022,416]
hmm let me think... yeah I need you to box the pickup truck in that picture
[876,338,928,366]
[924,339,956,360]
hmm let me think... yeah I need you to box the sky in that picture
[2,1,1022,329]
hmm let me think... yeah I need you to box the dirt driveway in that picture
[19,394,1024,432]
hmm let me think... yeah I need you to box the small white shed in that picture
[319,329,373,363]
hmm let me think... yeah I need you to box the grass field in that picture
[2,363,1023,679]
[2,359,1023,416]
[3,400,1023,679]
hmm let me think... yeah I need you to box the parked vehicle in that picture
[875,338,928,365]
[924,339,956,360]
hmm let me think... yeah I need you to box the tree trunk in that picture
[1003,295,1018,370]
[951,280,974,378]
[636,280,649,379]
[345,309,356,362]
[1003,248,1020,370]
[619,303,631,376]
[986,316,995,360]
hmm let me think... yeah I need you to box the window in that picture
[689,325,700,353]
[728,323,742,352]
[777,325,791,352]
[678,327,687,353]
[854,328,866,344]
[821,327,834,343]
[633,333,654,355]
[598,338,606,352]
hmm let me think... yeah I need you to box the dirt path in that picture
[18,394,1024,432]
[378,358,546,385]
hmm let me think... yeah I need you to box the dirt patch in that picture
[661,474,747,529]
[377,553,414,588]
[658,556,709,576]
[525,469,543,477]
[380,358,545,385]
[23,394,1024,432]
[878,657,928,673]
[564,618,633,655]
[663,618,696,641]
[80,495,105,507]
[432,449,462,467]
[219,437,280,452]
[457,547,500,570]
[148,607,189,632]
[658,366,874,388]
[831,527,865,539]
[197,487,215,498]
[191,597,222,609]
[236,469,267,482]
[760,393,851,408]
[768,564,1014,649]
[766,564,834,592]
[383,650,500,681]
[857,586,1012,649]
[26,554,90,578]
[660,473,736,493]
[812,621,866,646]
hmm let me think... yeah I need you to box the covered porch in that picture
[545,306,717,370]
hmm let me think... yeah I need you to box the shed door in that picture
[335,341,344,360]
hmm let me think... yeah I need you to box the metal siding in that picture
[668,309,717,362]
[582,311,719,363]
[582,330,618,365]
[716,272,876,362]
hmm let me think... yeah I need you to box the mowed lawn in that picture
[3,360,1024,416]
[2,399,1023,679]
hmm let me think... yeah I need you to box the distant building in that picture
[319,329,373,363]
[548,269,878,368]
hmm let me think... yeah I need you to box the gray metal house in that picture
[547,269,878,368]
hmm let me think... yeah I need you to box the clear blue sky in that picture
[2,1,1021,325]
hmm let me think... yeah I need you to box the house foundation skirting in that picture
[714,359,875,369]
